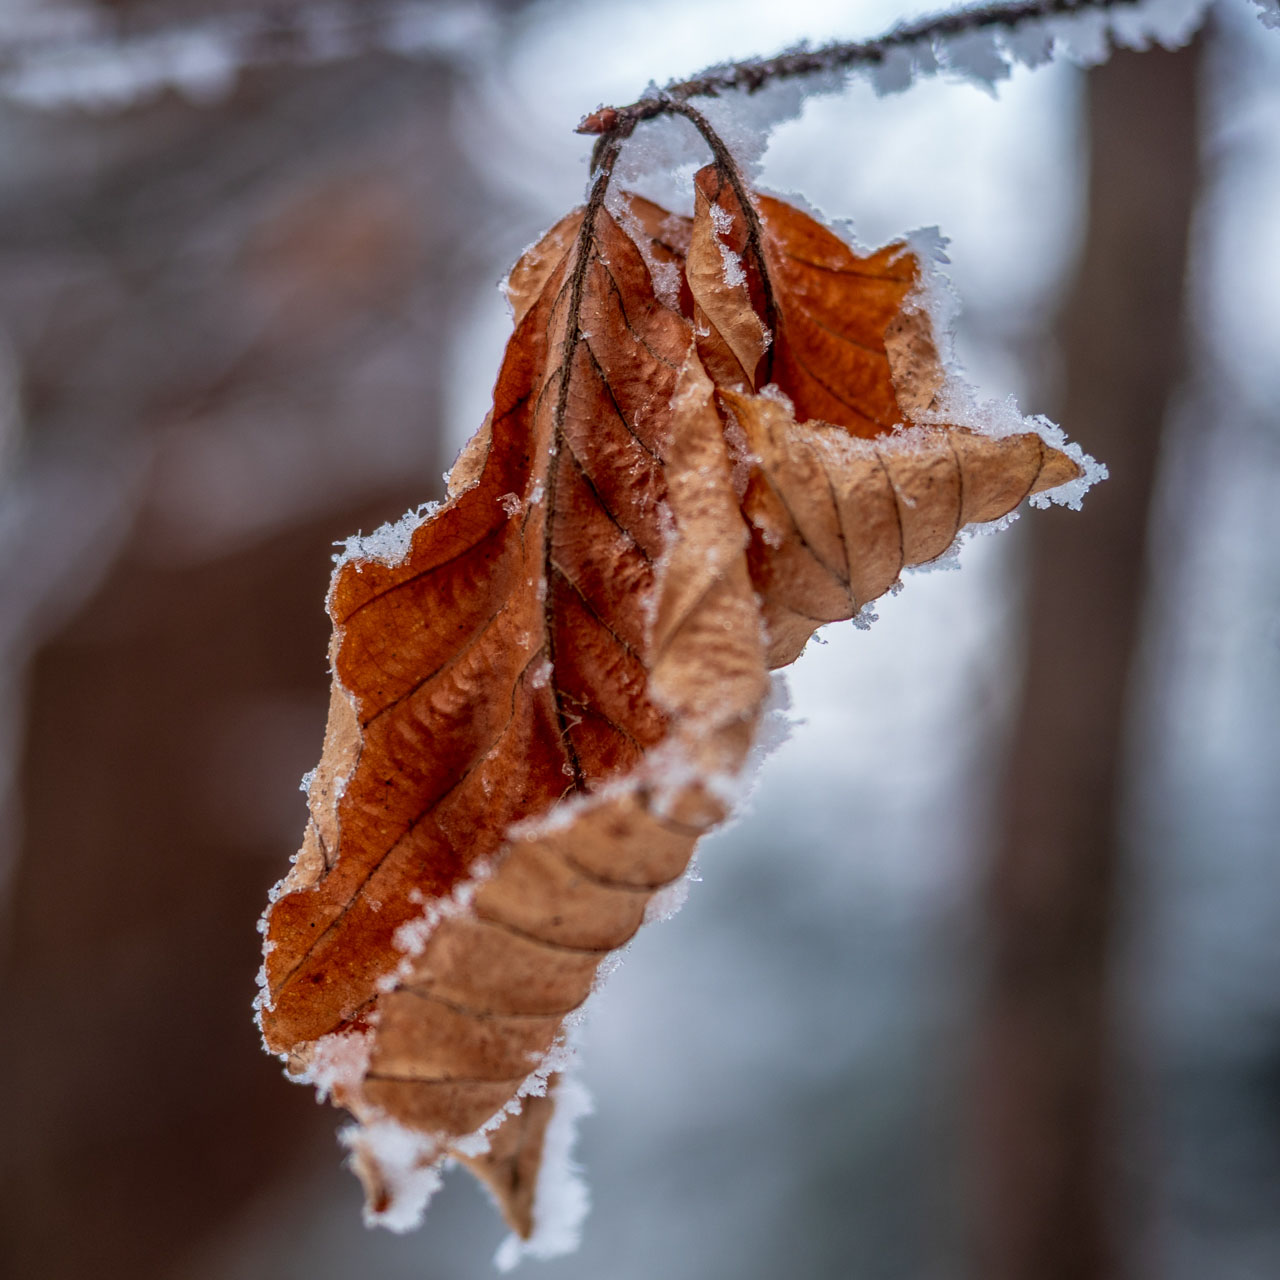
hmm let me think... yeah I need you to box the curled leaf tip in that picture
[576,106,618,134]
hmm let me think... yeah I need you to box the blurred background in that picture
[0,1,1277,1278]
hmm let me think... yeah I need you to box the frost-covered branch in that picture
[1254,0,1280,28]
[579,0,1211,145]
[0,1,497,111]
[0,0,1238,117]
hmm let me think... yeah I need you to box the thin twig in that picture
[663,102,779,356]
[543,137,623,792]
[578,0,1146,138]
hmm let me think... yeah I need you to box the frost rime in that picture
[493,1073,594,1271]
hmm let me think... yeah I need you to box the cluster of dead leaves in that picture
[256,161,1081,1243]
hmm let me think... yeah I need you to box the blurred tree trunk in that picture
[0,26,518,1276]
[0,502,416,1280]
[972,38,1203,1280]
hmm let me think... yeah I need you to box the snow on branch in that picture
[0,0,1228,117]
[0,0,1237,117]
[1253,0,1280,28]
[0,1,498,111]
[579,0,1212,151]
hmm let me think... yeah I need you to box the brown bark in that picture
[972,40,1202,1280]
[0,29,504,1277]
[0,502,417,1280]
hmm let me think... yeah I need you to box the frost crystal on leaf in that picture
[332,503,436,571]
[493,1073,594,1271]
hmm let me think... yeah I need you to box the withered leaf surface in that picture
[258,195,767,1239]
[259,169,1095,1250]
[688,164,938,429]
[725,391,1079,666]
[684,163,1081,664]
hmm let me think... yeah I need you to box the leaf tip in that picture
[576,106,618,135]
[1030,447,1084,495]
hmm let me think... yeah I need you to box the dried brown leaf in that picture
[684,163,1082,662]
[688,163,932,431]
[257,164,1097,1249]
[258,198,767,1238]
[725,391,1079,666]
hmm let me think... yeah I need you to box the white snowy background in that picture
[0,0,1276,1277]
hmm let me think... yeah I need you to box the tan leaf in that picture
[687,162,941,430]
[257,200,767,1238]
[684,163,1082,663]
[258,165,1096,1250]
[724,390,1080,666]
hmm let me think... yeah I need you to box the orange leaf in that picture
[257,170,1095,1250]
[258,198,768,1239]
[684,163,1082,663]
[688,163,941,431]
[724,390,1080,666]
